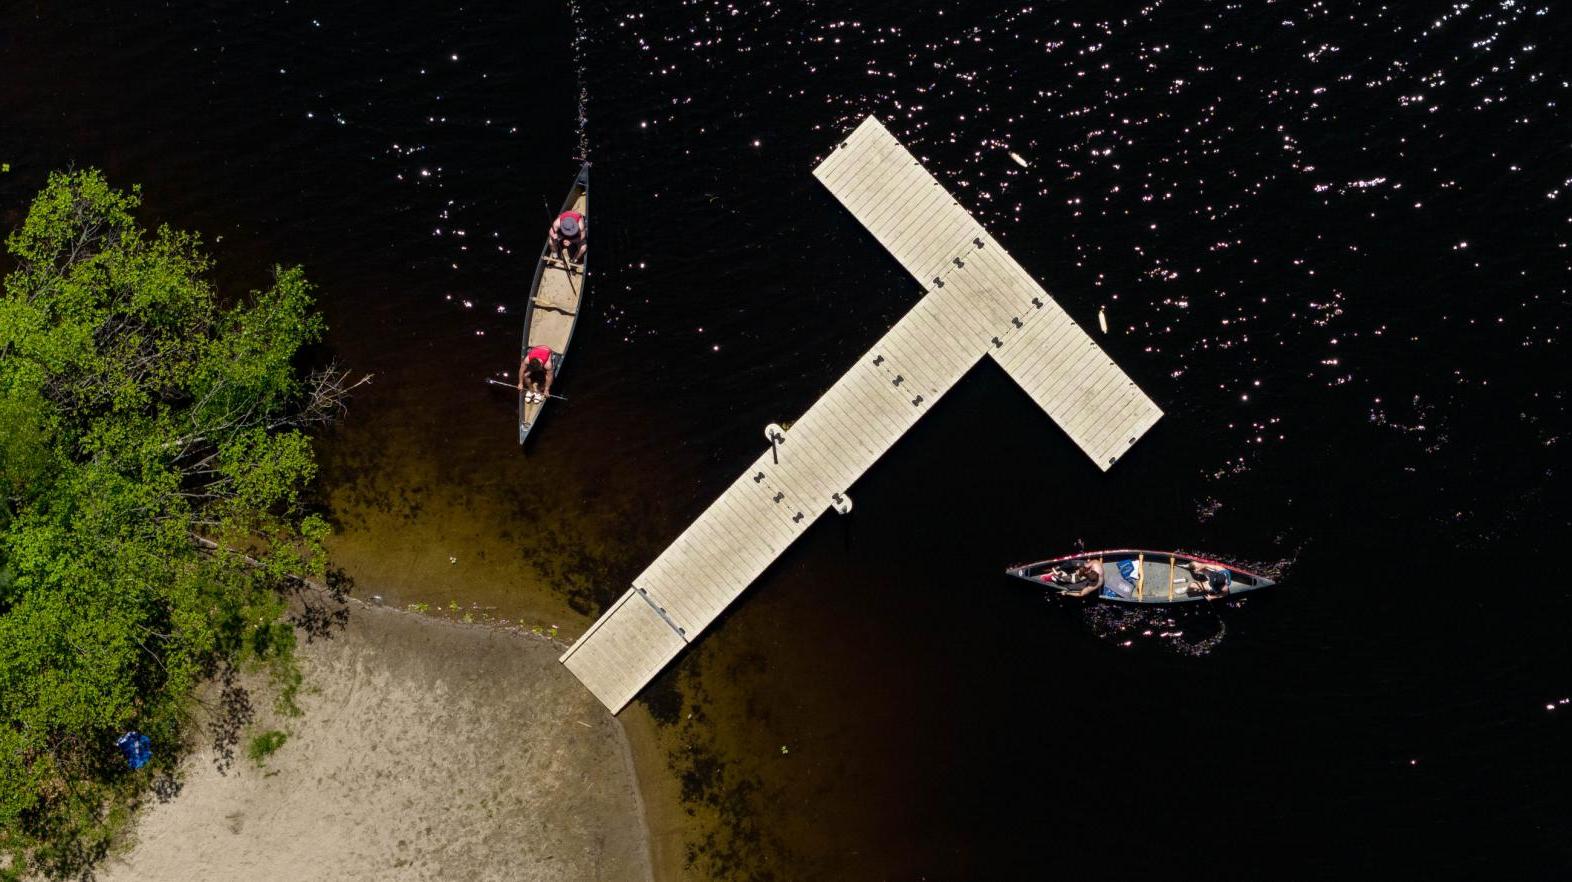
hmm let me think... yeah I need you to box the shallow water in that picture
[4,0,1571,876]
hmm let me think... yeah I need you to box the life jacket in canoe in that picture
[526,345,553,366]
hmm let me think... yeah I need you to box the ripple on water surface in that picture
[589,0,1571,877]
[3,0,1569,877]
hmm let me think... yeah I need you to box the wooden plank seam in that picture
[561,114,1162,712]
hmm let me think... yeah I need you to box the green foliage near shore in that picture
[0,170,351,879]
[245,730,289,767]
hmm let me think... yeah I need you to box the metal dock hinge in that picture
[563,114,1167,716]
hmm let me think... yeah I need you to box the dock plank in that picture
[559,588,688,714]
[560,116,1162,711]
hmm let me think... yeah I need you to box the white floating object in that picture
[1008,151,1029,168]
[1098,306,1109,334]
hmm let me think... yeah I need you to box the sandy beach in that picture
[100,602,653,882]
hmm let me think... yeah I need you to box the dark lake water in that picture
[5,0,1571,878]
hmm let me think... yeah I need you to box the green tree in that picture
[0,170,358,879]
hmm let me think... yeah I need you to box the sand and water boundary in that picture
[100,599,661,882]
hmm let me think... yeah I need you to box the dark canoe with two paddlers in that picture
[1007,549,1276,604]
[518,162,589,445]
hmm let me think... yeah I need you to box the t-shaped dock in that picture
[561,116,1163,712]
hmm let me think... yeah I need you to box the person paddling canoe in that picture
[519,345,555,403]
[1041,559,1105,598]
[548,210,586,265]
[1184,562,1233,601]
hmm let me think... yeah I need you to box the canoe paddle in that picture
[484,377,567,401]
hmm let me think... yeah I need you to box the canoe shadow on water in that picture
[1074,600,1232,657]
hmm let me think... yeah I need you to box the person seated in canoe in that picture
[548,210,586,266]
[1184,562,1232,601]
[1042,560,1104,597]
[519,345,555,403]
[1039,562,1083,586]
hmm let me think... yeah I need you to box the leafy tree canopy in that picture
[0,170,352,878]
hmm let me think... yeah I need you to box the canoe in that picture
[518,163,589,445]
[1006,549,1276,604]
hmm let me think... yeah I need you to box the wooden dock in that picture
[560,116,1162,712]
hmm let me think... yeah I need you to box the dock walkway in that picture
[561,116,1162,712]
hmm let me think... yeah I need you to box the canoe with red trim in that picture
[1006,549,1275,604]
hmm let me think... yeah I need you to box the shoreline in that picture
[366,602,691,882]
[618,704,688,882]
[343,597,691,882]
[400,606,691,882]
[101,597,656,882]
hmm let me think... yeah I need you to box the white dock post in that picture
[559,116,1162,713]
[764,423,786,464]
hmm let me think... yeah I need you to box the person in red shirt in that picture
[548,210,586,265]
[519,345,555,403]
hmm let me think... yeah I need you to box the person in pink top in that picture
[519,345,555,403]
[548,210,586,264]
